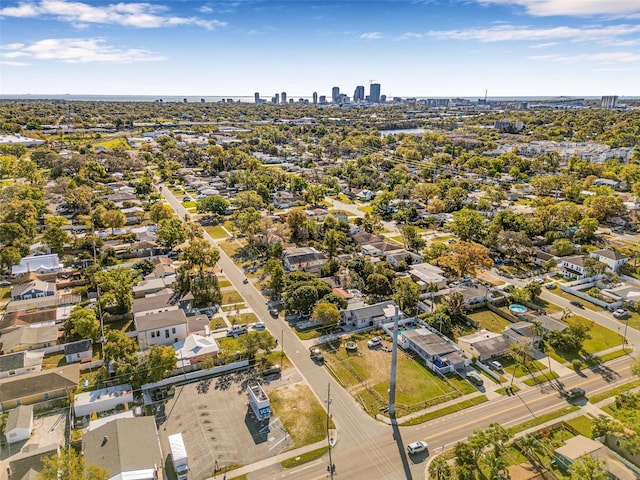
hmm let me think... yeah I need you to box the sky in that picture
[1,0,640,97]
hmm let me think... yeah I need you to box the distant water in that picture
[379,128,428,136]
[1,94,638,103]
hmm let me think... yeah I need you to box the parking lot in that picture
[157,367,302,480]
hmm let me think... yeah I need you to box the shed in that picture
[64,339,93,364]
[74,384,134,418]
[4,405,34,444]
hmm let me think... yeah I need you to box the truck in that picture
[168,433,188,480]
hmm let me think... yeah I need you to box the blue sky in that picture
[1,0,640,97]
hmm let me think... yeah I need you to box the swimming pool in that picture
[509,304,528,313]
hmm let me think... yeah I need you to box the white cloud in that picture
[397,32,424,40]
[0,0,227,29]
[427,24,640,43]
[475,0,640,17]
[529,51,640,63]
[199,6,213,13]
[0,37,165,63]
[529,42,557,48]
[360,32,383,40]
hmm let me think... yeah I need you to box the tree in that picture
[67,307,100,342]
[103,329,138,362]
[518,434,545,470]
[393,277,420,315]
[188,273,222,308]
[144,345,177,383]
[583,258,609,277]
[311,302,340,326]
[38,448,108,480]
[100,210,125,235]
[399,225,425,251]
[180,238,220,273]
[94,267,136,313]
[304,184,327,206]
[569,455,609,480]
[0,245,22,272]
[234,190,264,209]
[43,225,69,254]
[632,357,640,377]
[197,195,229,215]
[592,414,623,439]
[157,218,186,250]
[361,212,383,234]
[438,241,493,277]
[587,194,626,222]
[483,451,508,480]
[149,202,173,223]
[451,208,486,243]
[496,230,533,261]
[552,238,575,256]
[287,285,319,314]
[443,186,468,212]
[524,281,542,300]
[428,456,451,480]
[366,273,392,300]
[286,208,308,241]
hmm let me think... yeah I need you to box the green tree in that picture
[180,238,220,273]
[100,210,126,235]
[286,208,308,241]
[366,273,392,300]
[43,225,69,254]
[149,202,173,223]
[451,208,486,243]
[287,284,319,314]
[157,218,186,250]
[188,273,222,308]
[103,328,138,362]
[592,414,623,438]
[399,225,426,251]
[552,238,575,256]
[305,184,327,206]
[0,245,22,272]
[587,194,626,222]
[311,302,341,326]
[144,345,178,383]
[361,212,383,234]
[524,281,542,300]
[569,455,609,480]
[197,195,229,215]
[38,448,108,480]
[428,456,451,480]
[583,258,609,277]
[67,307,100,342]
[393,277,420,315]
[234,190,264,209]
[94,267,136,313]
[438,241,493,277]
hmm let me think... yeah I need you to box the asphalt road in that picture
[159,186,639,479]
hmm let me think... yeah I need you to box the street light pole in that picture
[623,317,629,351]
[326,383,335,479]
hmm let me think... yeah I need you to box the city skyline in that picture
[1,0,640,96]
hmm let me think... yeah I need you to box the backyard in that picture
[467,308,512,333]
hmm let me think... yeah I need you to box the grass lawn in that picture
[294,328,323,340]
[42,353,67,369]
[532,297,564,314]
[502,356,549,378]
[0,287,10,300]
[204,225,228,239]
[551,289,605,312]
[549,317,623,363]
[467,308,513,333]
[400,395,489,426]
[328,208,356,217]
[209,318,226,330]
[181,201,197,208]
[388,236,404,245]
[227,312,259,325]
[335,193,352,204]
[523,371,560,386]
[222,290,244,305]
[218,280,232,288]
[357,205,373,214]
[506,405,578,436]
[219,240,243,257]
[281,446,330,468]
[269,383,333,446]
[496,385,521,395]
[616,312,640,331]
[221,303,246,312]
[588,379,640,404]
[565,415,595,438]
[93,137,131,150]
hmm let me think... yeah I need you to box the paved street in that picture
[159,185,639,480]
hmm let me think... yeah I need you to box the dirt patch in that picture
[269,383,328,446]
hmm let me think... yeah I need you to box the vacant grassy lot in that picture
[615,311,640,331]
[400,395,488,426]
[551,289,605,312]
[357,205,373,214]
[467,308,512,333]
[227,312,259,325]
[566,415,595,438]
[181,200,197,208]
[93,137,131,150]
[323,336,464,417]
[531,297,563,314]
[222,303,246,312]
[501,356,548,378]
[549,316,623,364]
[218,280,232,288]
[204,225,228,239]
[219,240,243,257]
[589,379,640,404]
[269,383,331,446]
[222,290,244,305]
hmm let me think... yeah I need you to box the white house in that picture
[341,301,398,328]
[590,249,629,274]
[409,263,448,290]
[135,309,189,350]
[560,256,587,279]
[174,334,219,368]
[0,351,44,379]
[4,405,34,444]
[64,339,93,364]
[11,280,56,301]
[398,327,470,374]
[457,330,512,362]
[74,384,134,418]
[11,254,64,277]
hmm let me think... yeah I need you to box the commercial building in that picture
[370,83,381,103]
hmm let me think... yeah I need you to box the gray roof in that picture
[5,404,34,432]
[403,329,457,356]
[11,280,56,298]
[8,444,60,480]
[0,351,44,373]
[134,309,188,332]
[0,324,59,352]
[464,334,511,358]
[83,417,163,477]
[5,293,81,314]
[0,364,79,405]
[64,339,92,355]
[592,249,628,261]
[562,255,585,267]
[132,292,186,314]
[343,301,393,321]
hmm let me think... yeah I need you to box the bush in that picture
[572,359,583,371]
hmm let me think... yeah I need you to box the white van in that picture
[227,324,248,337]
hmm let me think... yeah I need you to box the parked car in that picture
[467,372,484,386]
[570,300,584,309]
[269,308,279,318]
[613,309,629,319]
[565,387,586,400]
[252,322,266,330]
[227,324,248,337]
[488,361,503,373]
[367,336,382,348]
[407,441,429,455]
[310,348,324,364]
[545,283,557,290]
[534,278,545,285]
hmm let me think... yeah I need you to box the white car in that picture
[252,322,266,330]
[407,441,429,454]
[367,336,382,348]
[613,309,629,319]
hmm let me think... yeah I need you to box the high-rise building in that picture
[281,92,287,104]
[274,93,280,104]
[601,96,618,109]
[319,95,327,104]
[332,86,340,103]
[380,94,386,104]
[312,92,318,104]
[254,92,260,103]
[370,83,381,103]
[353,85,365,102]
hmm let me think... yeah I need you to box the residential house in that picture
[130,240,159,258]
[0,364,80,411]
[134,309,189,350]
[361,241,401,257]
[341,300,398,328]
[11,280,56,301]
[408,263,448,291]
[1,309,58,333]
[83,417,164,480]
[305,208,329,221]
[174,334,220,368]
[64,339,93,364]
[11,254,64,277]
[450,284,495,307]
[350,231,384,246]
[593,178,622,189]
[283,247,327,274]
[399,327,470,374]
[590,249,629,273]
[560,255,588,279]
[384,249,422,268]
[457,329,512,362]
[532,249,558,267]
[5,292,81,315]
[121,206,145,225]
[554,435,636,480]
[0,325,60,354]
[355,189,374,201]
[0,351,44,379]
[132,277,176,298]
[132,292,192,317]
[4,405,34,444]
[74,384,134,418]
[7,444,60,480]
[272,191,302,209]
[503,321,541,347]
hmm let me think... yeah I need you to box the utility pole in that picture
[389,306,399,418]
[326,383,335,479]
[280,329,284,371]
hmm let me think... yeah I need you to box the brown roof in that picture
[1,309,58,330]
[0,364,79,405]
